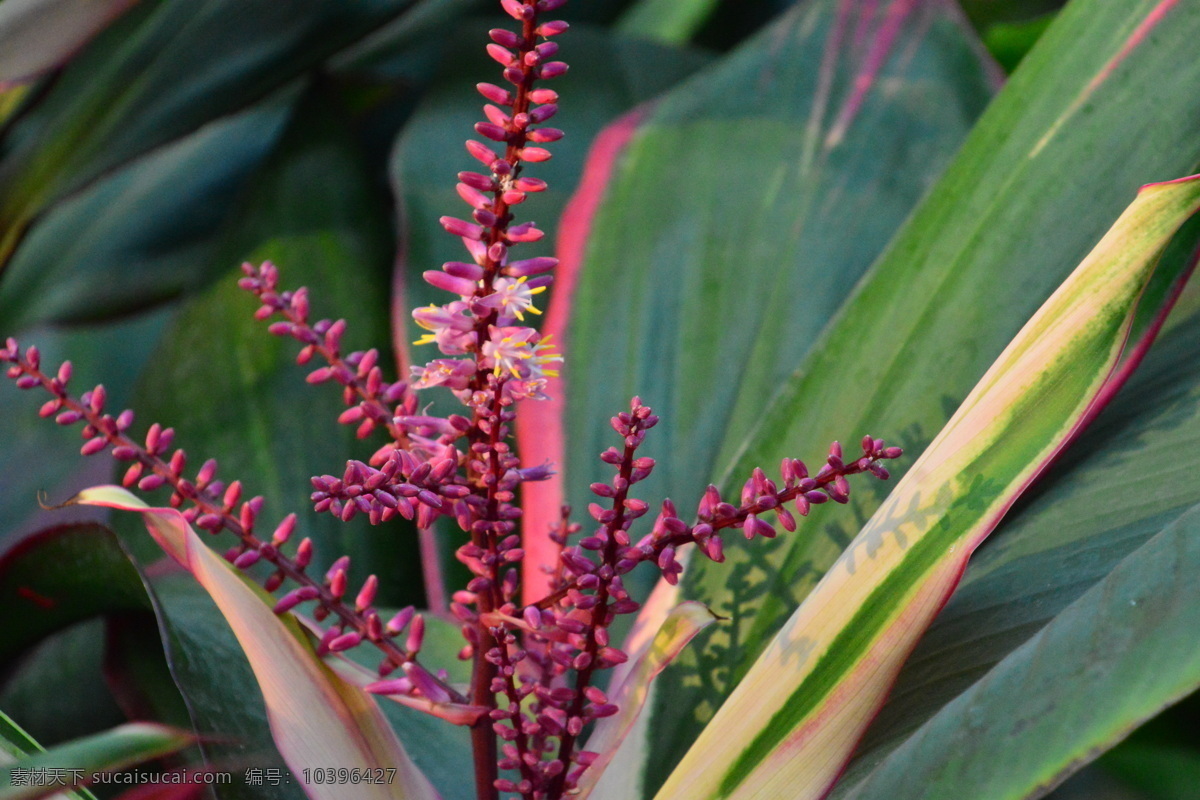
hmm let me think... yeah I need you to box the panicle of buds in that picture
[531,431,902,618]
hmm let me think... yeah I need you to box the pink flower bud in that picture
[423,270,478,297]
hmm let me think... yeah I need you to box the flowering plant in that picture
[2,1,1200,799]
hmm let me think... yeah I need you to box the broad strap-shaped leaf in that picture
[0,99,291,329]
[830,256,1200,797]
[0,710,97,800]
[578,601,717,800]
[0,714,190,800]
[517,109,647,604]
[615,0,720,44]
[557,0,995,602]
[142,574,320,800]
[652,174,1200,800]
[72,487,437,800]
[0,0,415,219]
[0,0,138,86]
[0,524,150,663]
[836,500,1200,799]
[111,91,421,603]
[654,0,1200,781]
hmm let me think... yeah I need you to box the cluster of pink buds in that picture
[408,0,570,413]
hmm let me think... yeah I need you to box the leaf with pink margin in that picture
[516,108,647,605]
[578,600,717,800]
[70,486,438,800]
[0,716,192,800]
[653,174,1200,800]
[0,0,139,87]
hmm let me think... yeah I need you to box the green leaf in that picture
[0,98,292,328]
[0,0,417,221]
[119,88,422,606]
[0,718,192,800]
[833,501,1200,800]
[0,621,126,752]
[652,173,1200,800]
[0,710,97,800]
[831,284,1200,797]
[982,13,1055,72]
[551,0,995,778]
[615,0,721,45]
[144,575,307,800]
[75,486,438,800]
[0,524,169,750]
[649,0,1200,783]
[0,524,149,663]
[562,0,994,555]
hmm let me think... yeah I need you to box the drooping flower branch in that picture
[0,338,478,727]
[1,1,905,798]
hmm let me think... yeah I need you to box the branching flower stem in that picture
[0,342,474,719]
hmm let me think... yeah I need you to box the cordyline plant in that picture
[3,3,904,798]
[3,0,1200,799]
